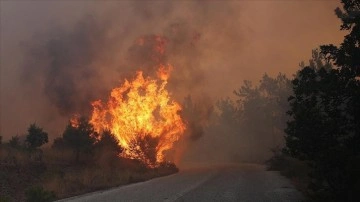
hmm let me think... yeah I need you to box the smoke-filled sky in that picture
[1,0,344,140]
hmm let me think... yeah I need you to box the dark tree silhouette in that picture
[62,117,97,162]
[92,130,123,167]
[25,123,49,150]
[95,130,123,154]
[9,135,20,148]
[284,1,360,200]
[51,137,67,151]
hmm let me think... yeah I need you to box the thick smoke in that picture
[20,2,232,117]
[21,16,112,115]
[1,1,344,166]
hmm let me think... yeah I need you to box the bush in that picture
[0,195,10,202]
[25,186,56,202]
[9,136,20,148]
[266,147,310,196]
[26,124,48,150]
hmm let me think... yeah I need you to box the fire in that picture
[70,114,80,128]
[89,65,185,166]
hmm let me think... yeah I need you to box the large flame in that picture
[89,65,185,166]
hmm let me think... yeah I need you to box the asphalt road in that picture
[58,164,304,202]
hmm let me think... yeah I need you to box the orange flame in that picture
[70,114,80,128]
[89,65,185,166]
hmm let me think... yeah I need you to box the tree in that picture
[284,1,360,200]
[127,134,160,167]
[25,123,49,150]
[321,0,360,77]
[199,73,291,163]
[9,135,20,148]
[95,130,122,154]
[62,117,97,162]
[216,97,239,127]
[182,95,213,141]
[234,73,292,157]
[51,137,67,151]
[93,130,123,167]
[25,186,56,202]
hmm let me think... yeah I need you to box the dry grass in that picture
[0,145,178,201]
[0,146,46,202]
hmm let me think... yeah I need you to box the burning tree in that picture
[127,134,160,167]
[89,65,186,167]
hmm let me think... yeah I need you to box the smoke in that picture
[19,1,242,116]
[1,0,344,165]
[21,16,110,115]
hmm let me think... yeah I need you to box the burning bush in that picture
[89,65,186,166]
[127,134,160,167]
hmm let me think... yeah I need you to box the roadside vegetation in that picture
[1,1,358,202]
[0,120,178,202]
[188,1,359,201]
[267,1,360,201]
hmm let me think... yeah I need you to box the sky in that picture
[0,0,345,140]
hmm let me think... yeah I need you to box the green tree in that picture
[62,117,97,162]
[284,1,360,200]
[25,123,49,150]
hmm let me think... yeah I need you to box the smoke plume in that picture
[1,0,343,165]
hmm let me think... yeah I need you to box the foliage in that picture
[26,124,49,150]
[95,130,123,154]
[235,73,291,127]
[216,97,239,127]
[234,73,292,153]
[9,136,20,148]
[51,137,67,151]
[62,117,98,162]
[321,0,360,76]
[25,186,56,202]
[128,134,160,167]
[198,73,291,163]
[266,147,310,195]
[284,1,360,200]
[0,195,10,202]
[182,95,213,141]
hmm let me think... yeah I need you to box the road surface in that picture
[58,164,304,202]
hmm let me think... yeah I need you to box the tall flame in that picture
[90,65,185,166]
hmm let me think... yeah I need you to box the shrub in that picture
[9,136,20,148]
[25,186,56,202]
